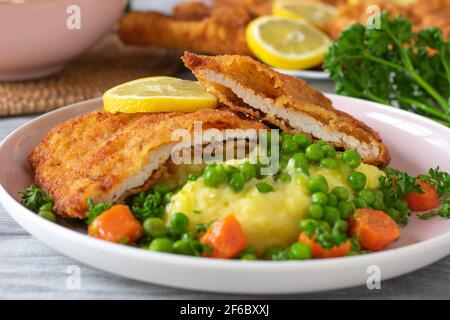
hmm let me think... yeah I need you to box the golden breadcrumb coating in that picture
[183,52,390,166]
[29,109,265,218]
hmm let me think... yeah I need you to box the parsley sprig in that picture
[418,198,450,220]
[127,183,173,222]
[380,167,450,222]
[418,167,450,197]
[379,168,423,225]
[324,13,450,127]
[20,185,53,213]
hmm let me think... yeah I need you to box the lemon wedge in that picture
[103,77,218,113]
[273,0,337,31]
[245,16,330,70]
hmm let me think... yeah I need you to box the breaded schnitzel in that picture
[119,4,253,56]
[183,52,390,166]
[29,109,265,218]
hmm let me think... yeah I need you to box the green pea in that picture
[323,206,341,226]
[331,186,349,201]
[39,203,53,213]
[279,155,290,169]
[358,189,375,205]
[203,165,227,188]
[289,242,312,260]
[342,150,362,169]
[311,192,328,206]
[333,220,349,234]
[154,183,171,195]
[309,175,329,193]
[320,158,339,169]
[297,164,310,176]
[353,197,368,209]
[281,132,293,141]
[292,152,309,176]
[321,145,337,158]
[143,217,167,238]
[149,238,173,253]
[292,152,307,168]
[372,197,385,210]
[299,219,317,233]
[293,134,312,148]
[203,165,219,188]
[316,220,331,233]
[169,212,189,233]
[374,190,384,199]
[348,172,367,190]
[229,172,245,192]
[225,165,239,175]
[373,190,384,200]
[282,138,299,153]
[38,211,56,222]
[181,232,195,242]
[316,140,327,146]
[338,201,355,220]
[187,173,200,181]
[305,144,325,161]
[307,204,324,220]
[241,253,258,261]
[277,172,292,183]
[256,182,274,193]
[327,194,338,207]
[239,163,256,181]
[173,240,194,255]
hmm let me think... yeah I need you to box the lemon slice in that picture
[103,77,218,113]
[245,16,330,70]
[273,0,337,30]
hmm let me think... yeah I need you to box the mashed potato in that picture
[165,161,384,255]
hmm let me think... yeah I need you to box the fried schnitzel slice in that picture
[118,5,253,56]
[183,52,390,166]
[29,109,265,218]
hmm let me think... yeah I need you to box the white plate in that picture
[1,95,450,294]
[275,68,330,80]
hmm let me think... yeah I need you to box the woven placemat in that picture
[0,34,182,117]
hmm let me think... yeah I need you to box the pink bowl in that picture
[0,0,126,81]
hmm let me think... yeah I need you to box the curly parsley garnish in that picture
[20,185,53,213]
[324,13,450,127]
[128,183,173,222]
[418,167,450,197]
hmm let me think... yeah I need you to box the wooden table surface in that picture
[1,78,449,300]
